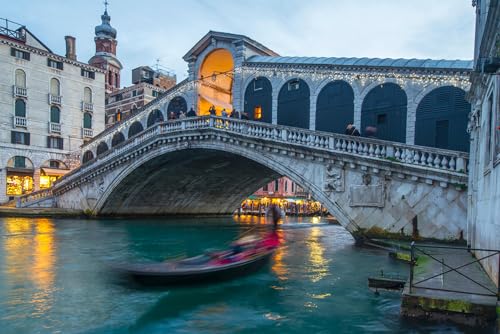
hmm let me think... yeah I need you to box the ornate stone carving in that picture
[324,164,344,192]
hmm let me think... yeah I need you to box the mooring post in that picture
[409,241,415,294]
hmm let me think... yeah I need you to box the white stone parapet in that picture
[12,85,27,97]
[13,115,27,128]
[48,94,62,105]
[49,122,61,133]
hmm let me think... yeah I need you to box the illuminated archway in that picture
[198,48,234,116]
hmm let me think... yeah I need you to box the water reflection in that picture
[271,230,288,281]
[3,218,56,317]
[306,226,330,283]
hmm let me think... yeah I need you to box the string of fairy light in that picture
[160,64,470,98]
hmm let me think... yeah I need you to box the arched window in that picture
[15,69,26,88]
[82,150,94,164]
[50,78,60,96]
[361,83,407,143]
[244,77,272,123]
[83,112,92,129]
[278,78,310,129]
[114,73,119,88]
[167,96,187,116]
[415,86,470,152]
[50,106,60,123]
[111,132,125,147]
[128,121,144,138]
[147,109,164,127]
[96,142,109,156]
[316,81,354,134]
[84,87,92,103]
[15,99,26,117]
[108,71,113,85]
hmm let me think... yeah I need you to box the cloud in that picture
[2,0,475,85]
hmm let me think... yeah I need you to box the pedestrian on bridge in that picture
[345,124,360,136]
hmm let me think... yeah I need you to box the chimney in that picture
[64,36,76,61]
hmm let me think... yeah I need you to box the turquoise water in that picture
[0,216,487,333]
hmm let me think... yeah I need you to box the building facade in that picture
[467,0,500,284]
[105,66,176,127]
[0,19,105,203]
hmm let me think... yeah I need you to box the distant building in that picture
[0,18,105,203]
[105,66,176,127]
[467,0,499,285]
[253,177,307,198]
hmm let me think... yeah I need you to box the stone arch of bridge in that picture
[93,144,359,236]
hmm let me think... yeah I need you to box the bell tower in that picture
[88,1,123,94]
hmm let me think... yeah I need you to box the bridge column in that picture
[353,98,362,130]
[406,101,417,145]
[309,93,317,130]
[272,93,278,125]
[0,168,6,204]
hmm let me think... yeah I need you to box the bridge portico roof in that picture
[246,55,473,71]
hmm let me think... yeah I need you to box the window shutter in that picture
[58,62,63,70]
[90,72,95,79]
[25,133,30,145]
[11,131,15,143]
[24,52,30,61]
[47,136,51,148]
[10,48,15,56]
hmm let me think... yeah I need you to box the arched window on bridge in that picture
[316,80,354,134]
[361,83,407,143]
[111,132,125,147]
[82,150,94,164]
[244,77,272,122]
[96,141,109,157]
[415,86,470,152]
[128,121,144,138]
[147,109,164,127]
[167,96,187,117]
[278,78,310,129]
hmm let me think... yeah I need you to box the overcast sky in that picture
[3,0,475,87]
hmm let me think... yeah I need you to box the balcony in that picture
[82,128,93,138]
[13,116,27,128]
[13,85,27,98]
[82,101,93,112]
[49,122,61,133]
[49,94,62,105]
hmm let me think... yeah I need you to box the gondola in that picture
[115,247,276,286]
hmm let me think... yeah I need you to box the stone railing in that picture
[82,128,93,138]
[13,115,27,128]
[56,116,469,191]
[49,94,62,105]
[49,122,61,133]
[12,85,27,97]
[81,101,93,112]
[17,188,53,208]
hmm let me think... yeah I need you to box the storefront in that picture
[39,161,69,189]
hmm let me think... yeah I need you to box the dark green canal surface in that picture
[0,216,490,333]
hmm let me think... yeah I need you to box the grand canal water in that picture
[0,216,488,333]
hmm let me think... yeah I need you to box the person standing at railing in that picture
[187,107,197,117]
[230,109,240,119]
[221,108,228,117]
[209,105,216,115]
[345,124,360,136]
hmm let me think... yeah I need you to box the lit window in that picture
[6,175,33,195]
[254,106,262,120]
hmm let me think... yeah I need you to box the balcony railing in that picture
[82,101,93,112]
[49,122,61,133]
[82,128,93,138]
[13,116,27,128]
[13,85,27,97]
[49,94,62,105]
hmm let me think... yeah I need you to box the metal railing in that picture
[408,242,500,300]
[13,115,27,128]
[0,18,26,41]
[13,85,27,97]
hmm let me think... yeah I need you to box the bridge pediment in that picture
[182,31,279,62]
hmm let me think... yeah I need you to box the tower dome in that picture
[95,9,117,39]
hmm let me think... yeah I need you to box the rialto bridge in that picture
[18,31,472,241]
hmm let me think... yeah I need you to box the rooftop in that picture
[246,56,473,70]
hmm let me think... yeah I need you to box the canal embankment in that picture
[0,206,84,217]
